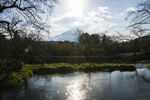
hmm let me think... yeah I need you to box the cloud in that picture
[48,6,121,38]
[126,7,137,12]
[97,6,110,14]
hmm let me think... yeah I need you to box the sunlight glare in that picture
[66,0,85,17]
[66,79,88,100]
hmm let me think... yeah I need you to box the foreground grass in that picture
[0,68,33,92]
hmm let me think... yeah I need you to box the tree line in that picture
[18,32,150,64]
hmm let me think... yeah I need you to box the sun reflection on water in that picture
[66,79,88,100]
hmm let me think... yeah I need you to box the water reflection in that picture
[66,79,88,100]
[1,68,150,100]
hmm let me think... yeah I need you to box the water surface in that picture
[1,65,150,100]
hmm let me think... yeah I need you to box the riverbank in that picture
[0,63,135,92]
[24,63,136,74]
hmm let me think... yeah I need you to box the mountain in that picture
[47,29,80,42]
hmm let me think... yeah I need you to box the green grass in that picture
[79,63,135,72]
[6,69,33,86]
[24,63,78,74]
[24,63,136,74]
[1,63,135,86]
[146,64,150,69]
[0,68,33,92]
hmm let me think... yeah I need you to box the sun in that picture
[67,0,84,11]
[66,0,85,17]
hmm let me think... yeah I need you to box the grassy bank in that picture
[24,63,78,74]
[24,63,136,74]
[79,63,136,72]
[0,68,33,92]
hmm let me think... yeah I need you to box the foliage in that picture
[0,68,33,92]
[0,59,23,72]
[0,0,57,63]
[20,33,150,64]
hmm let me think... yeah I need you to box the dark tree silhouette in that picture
[128,0,150,35]
[127,0,150,57]
[0,0,57,62]
[0,0,57,32]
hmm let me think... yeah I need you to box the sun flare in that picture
[66,0,85,17]
[66,79,88,100]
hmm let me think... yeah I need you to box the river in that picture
[1,64,150,100]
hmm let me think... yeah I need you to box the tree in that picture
[0,0,57,32]
[127,0,150,56]
[78,33,90,44]
[100,34,114,55]
[116,28,145,58]
[0,32,6,41]
[101,34,112,45]
[0,0,57,62]
[0,32,7,58]
[139,36,150,55]
[128,0,150,35]
[78,32,101,56]
[78,33,100,45]
[90,34,100,44]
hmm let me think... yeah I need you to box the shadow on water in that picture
[1,65,150,100]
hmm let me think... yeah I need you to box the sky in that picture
[46,0,142,40]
